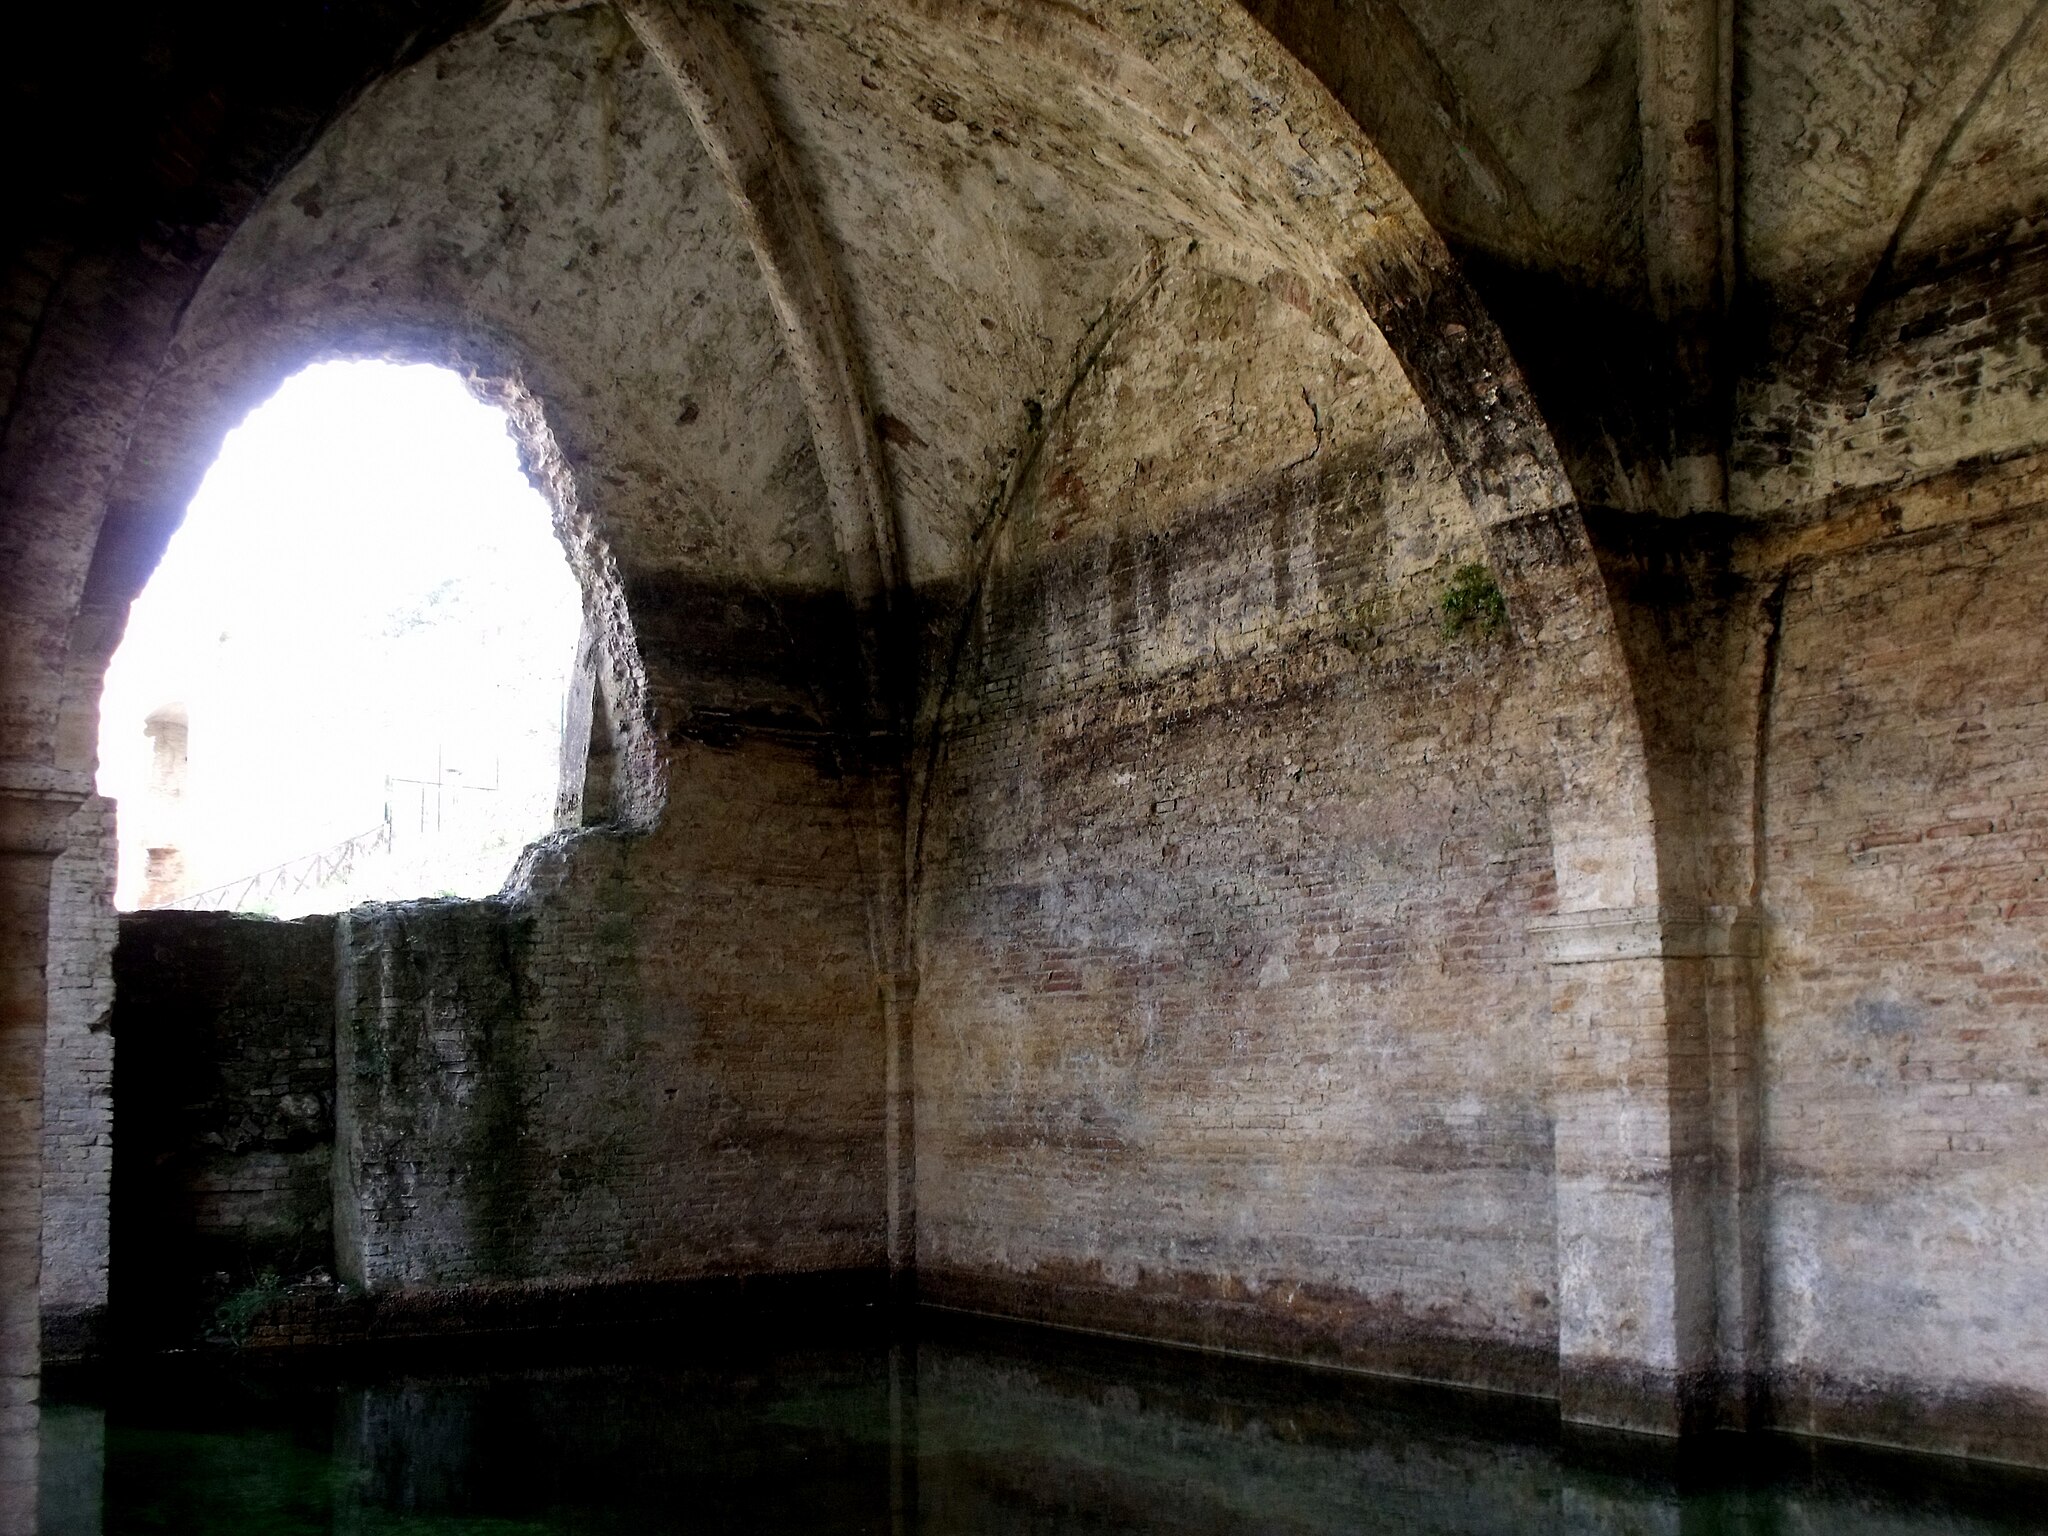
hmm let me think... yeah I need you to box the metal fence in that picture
[148,809,395,913]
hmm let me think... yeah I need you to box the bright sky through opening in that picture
[97,360,584,915]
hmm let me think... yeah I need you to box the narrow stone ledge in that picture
[1559,1355,1719,1439]
[1530,906,1759,964]
[0,775,91,859]
[918,1265,1560,1402]
[1762,1368,2048,1472]
[147,1267,893,1357]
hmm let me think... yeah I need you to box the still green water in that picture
[38,1320,2048,1534]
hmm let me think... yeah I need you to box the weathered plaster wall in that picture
[109,911,338,1345]
[915,262,1563,1392]
[1754,505,2048,1464]
[38,797,115,1360]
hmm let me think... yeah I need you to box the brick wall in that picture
[38,797,115,1358]
[94,742,885,1322]
[914,265,1563,1392]
[1757,507,2048,1459]
[334,738,887,1294]
[109,911,338,1343]
[1738,234,2048,517]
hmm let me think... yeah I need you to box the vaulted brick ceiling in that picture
[154,0,1455,609]
[12,0,2048,762]
[1256,0,2048,311]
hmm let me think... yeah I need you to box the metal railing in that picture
[148,809,394,912]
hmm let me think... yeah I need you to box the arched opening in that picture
[95,360,585,915]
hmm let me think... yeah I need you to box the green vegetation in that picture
[212,1268,285,1344]
[1439,562,1508,640]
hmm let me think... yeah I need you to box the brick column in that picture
[0,772,89,1535]
[884,969,918,1287]
[1534,904,1753,1436]
[40,796,118,1362]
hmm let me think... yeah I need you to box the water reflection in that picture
[36,1406,101,1536]
[2,1407,38,1536]
[36,1319,2048,1534]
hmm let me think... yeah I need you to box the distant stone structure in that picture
[137,705,189,910]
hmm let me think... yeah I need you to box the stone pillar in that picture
[1635,0,1734,519]
[138,706,190,909]
[1702,909,1765,1428]
[0,772,89,1536]
[884,969,917,1287]
[40,796,118,1362]
[1536,903,1752,1436]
